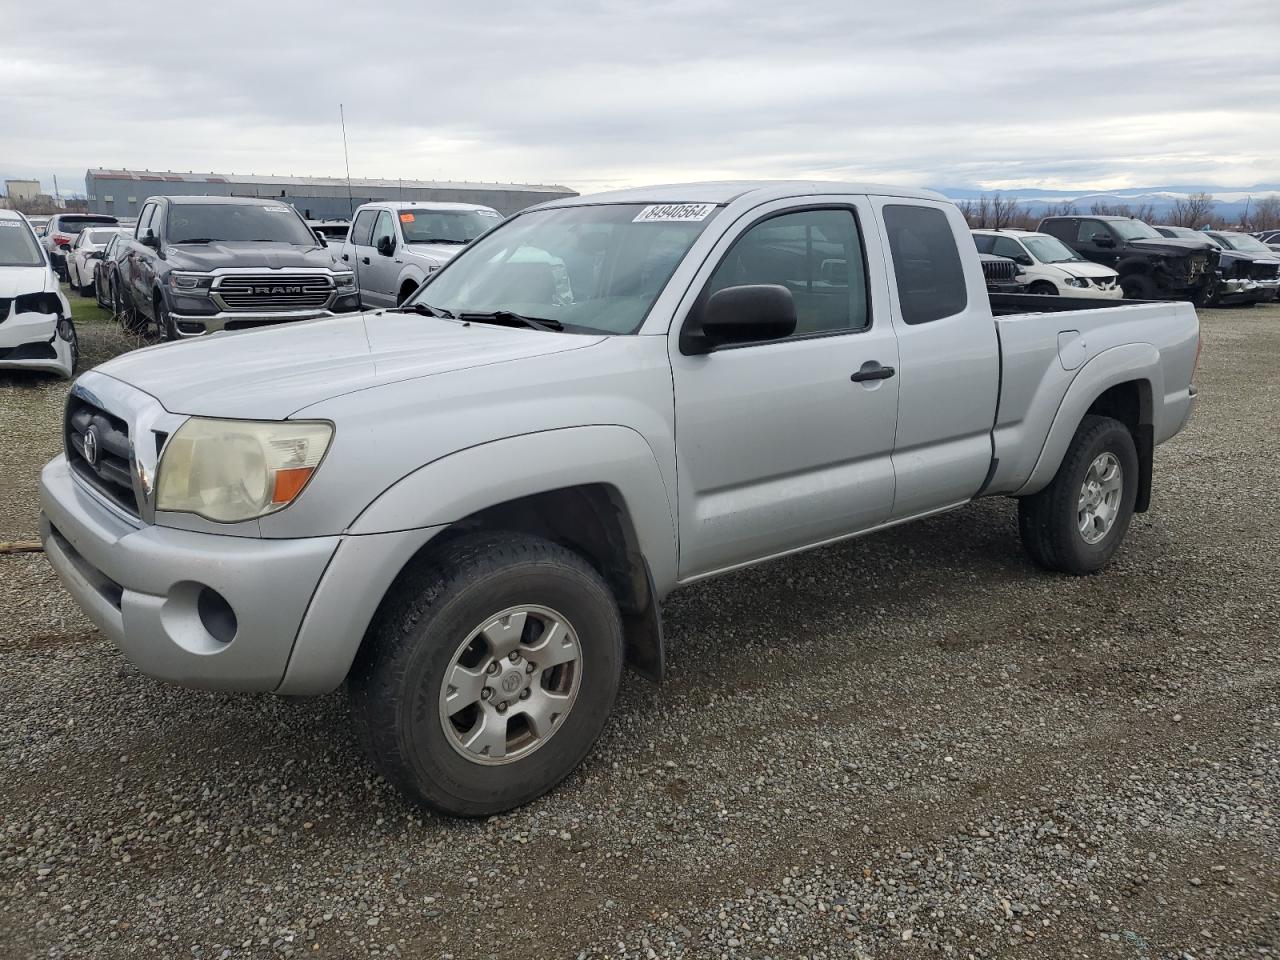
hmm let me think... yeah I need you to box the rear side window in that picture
[351,209,377,246]
[883,204,967,325]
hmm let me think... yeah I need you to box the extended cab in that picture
[1038,214,1218,303]
[115,195,360,338]
[40,182,1199,817]
[340,201,502,307]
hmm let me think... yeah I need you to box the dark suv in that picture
[114,196,360,338]
[1038,215,1219,303]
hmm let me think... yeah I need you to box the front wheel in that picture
[1018,414,1139,575]
[155,296,179,340]
[348,532,624,816]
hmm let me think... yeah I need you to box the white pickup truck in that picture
[40,181,1199,816]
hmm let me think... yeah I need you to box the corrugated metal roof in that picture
[86,168,573,193]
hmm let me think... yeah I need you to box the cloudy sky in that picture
[2,0,1279,198]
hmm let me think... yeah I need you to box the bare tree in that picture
[1043,201,1078,217]
[1131,203,1157,224]
[1246,195,1280,232]
[1168,192,1216,228]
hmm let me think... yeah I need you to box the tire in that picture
[57,317,79,374]
[95,270,109,309]
[1120,274,1157,300]
[1029,280,1056,296]
[1018,414,1139,575]
[397,282,419,306]
[155,296,178,340]
[348,531,624,817]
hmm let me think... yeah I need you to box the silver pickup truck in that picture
[39,181,1199,816]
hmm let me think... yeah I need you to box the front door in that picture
[669,201,900,580]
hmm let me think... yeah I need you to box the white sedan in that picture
[973,228,1123,298]
[65,226,130,295]
[0,209,76,377]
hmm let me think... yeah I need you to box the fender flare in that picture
[1016,343,1161,496]
[396,267,428,301]
[350,424,680,595]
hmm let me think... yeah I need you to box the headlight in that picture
[156,418,333,523]
[167,272,213,296]
[1063,277,1086,288]
[334,271,356,292]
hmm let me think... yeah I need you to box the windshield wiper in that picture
[172,237,221,244]
[389,302,457,319]
[458,310,563,332]
[411,238,468,245]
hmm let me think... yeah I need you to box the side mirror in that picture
[376,234,396,257]
[683,284,797,355]
[1091,233,1115,248]
[141,229,160,250]
[313,230,328,246]
[1014,254,1034,266]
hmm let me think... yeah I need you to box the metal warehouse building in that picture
[84,169,577,219]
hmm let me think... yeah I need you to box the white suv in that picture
[973,229,1122,298]
[340,201,502,307]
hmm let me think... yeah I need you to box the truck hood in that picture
[1128,238,1217,257]
[160,241,341,272]
[403,242,467,264]
[0,265,55,297]
[95,311,606,420]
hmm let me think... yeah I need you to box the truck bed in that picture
[982,295,1200,498]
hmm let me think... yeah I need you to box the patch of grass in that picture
[61,281,115,326]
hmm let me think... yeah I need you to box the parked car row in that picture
[1154,227,1280,305]
[974,229,1122,298]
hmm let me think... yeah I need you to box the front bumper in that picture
[1216,277,1279,305]
[40,455,440,693]
[167,293,362,337]
[0,307,73,377]
[40,455,340,690]
[1059,282,1122,300]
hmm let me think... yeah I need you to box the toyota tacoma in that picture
[41,182,1200,816]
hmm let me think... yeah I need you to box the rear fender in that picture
[1016,344,1161,496]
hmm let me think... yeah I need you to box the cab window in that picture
[350,209,377,247]
[706,208,870,337]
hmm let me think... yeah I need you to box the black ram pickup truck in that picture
[1156,226,1280,305]
[114,196,360,338]
[1038,214,1218,303]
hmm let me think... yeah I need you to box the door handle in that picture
[342,253,349,261]
[362,257,371,265]
[851,362,896,383]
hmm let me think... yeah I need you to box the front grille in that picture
[0,297,10,323]
[213,274,333,312]
[65,397,139,517]
[1250,262,1280,281]
[981,259,1016,282]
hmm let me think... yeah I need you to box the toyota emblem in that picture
[83,426,100,466]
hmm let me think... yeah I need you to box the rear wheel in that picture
[348,532,624,816]
[1018,414,1138,575]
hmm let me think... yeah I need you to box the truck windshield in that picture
[1022,235,1083,263]
[0,219,44,267]
[166,204,317,245]
[410,203,721,334]
[399,209,500,244]
[1111,220,1162,241]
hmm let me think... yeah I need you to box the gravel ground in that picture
[1,293,1277,959]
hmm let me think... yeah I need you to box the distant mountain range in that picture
[931,183,1280,221]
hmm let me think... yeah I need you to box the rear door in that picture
[872,198,999,519]
[669,198,900,579]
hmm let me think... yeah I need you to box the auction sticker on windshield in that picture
[633,203,716,223]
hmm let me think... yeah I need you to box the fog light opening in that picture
[197,587,238,644]
[177,321,205,334]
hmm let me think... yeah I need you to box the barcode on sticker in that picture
[633,203,716,223]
